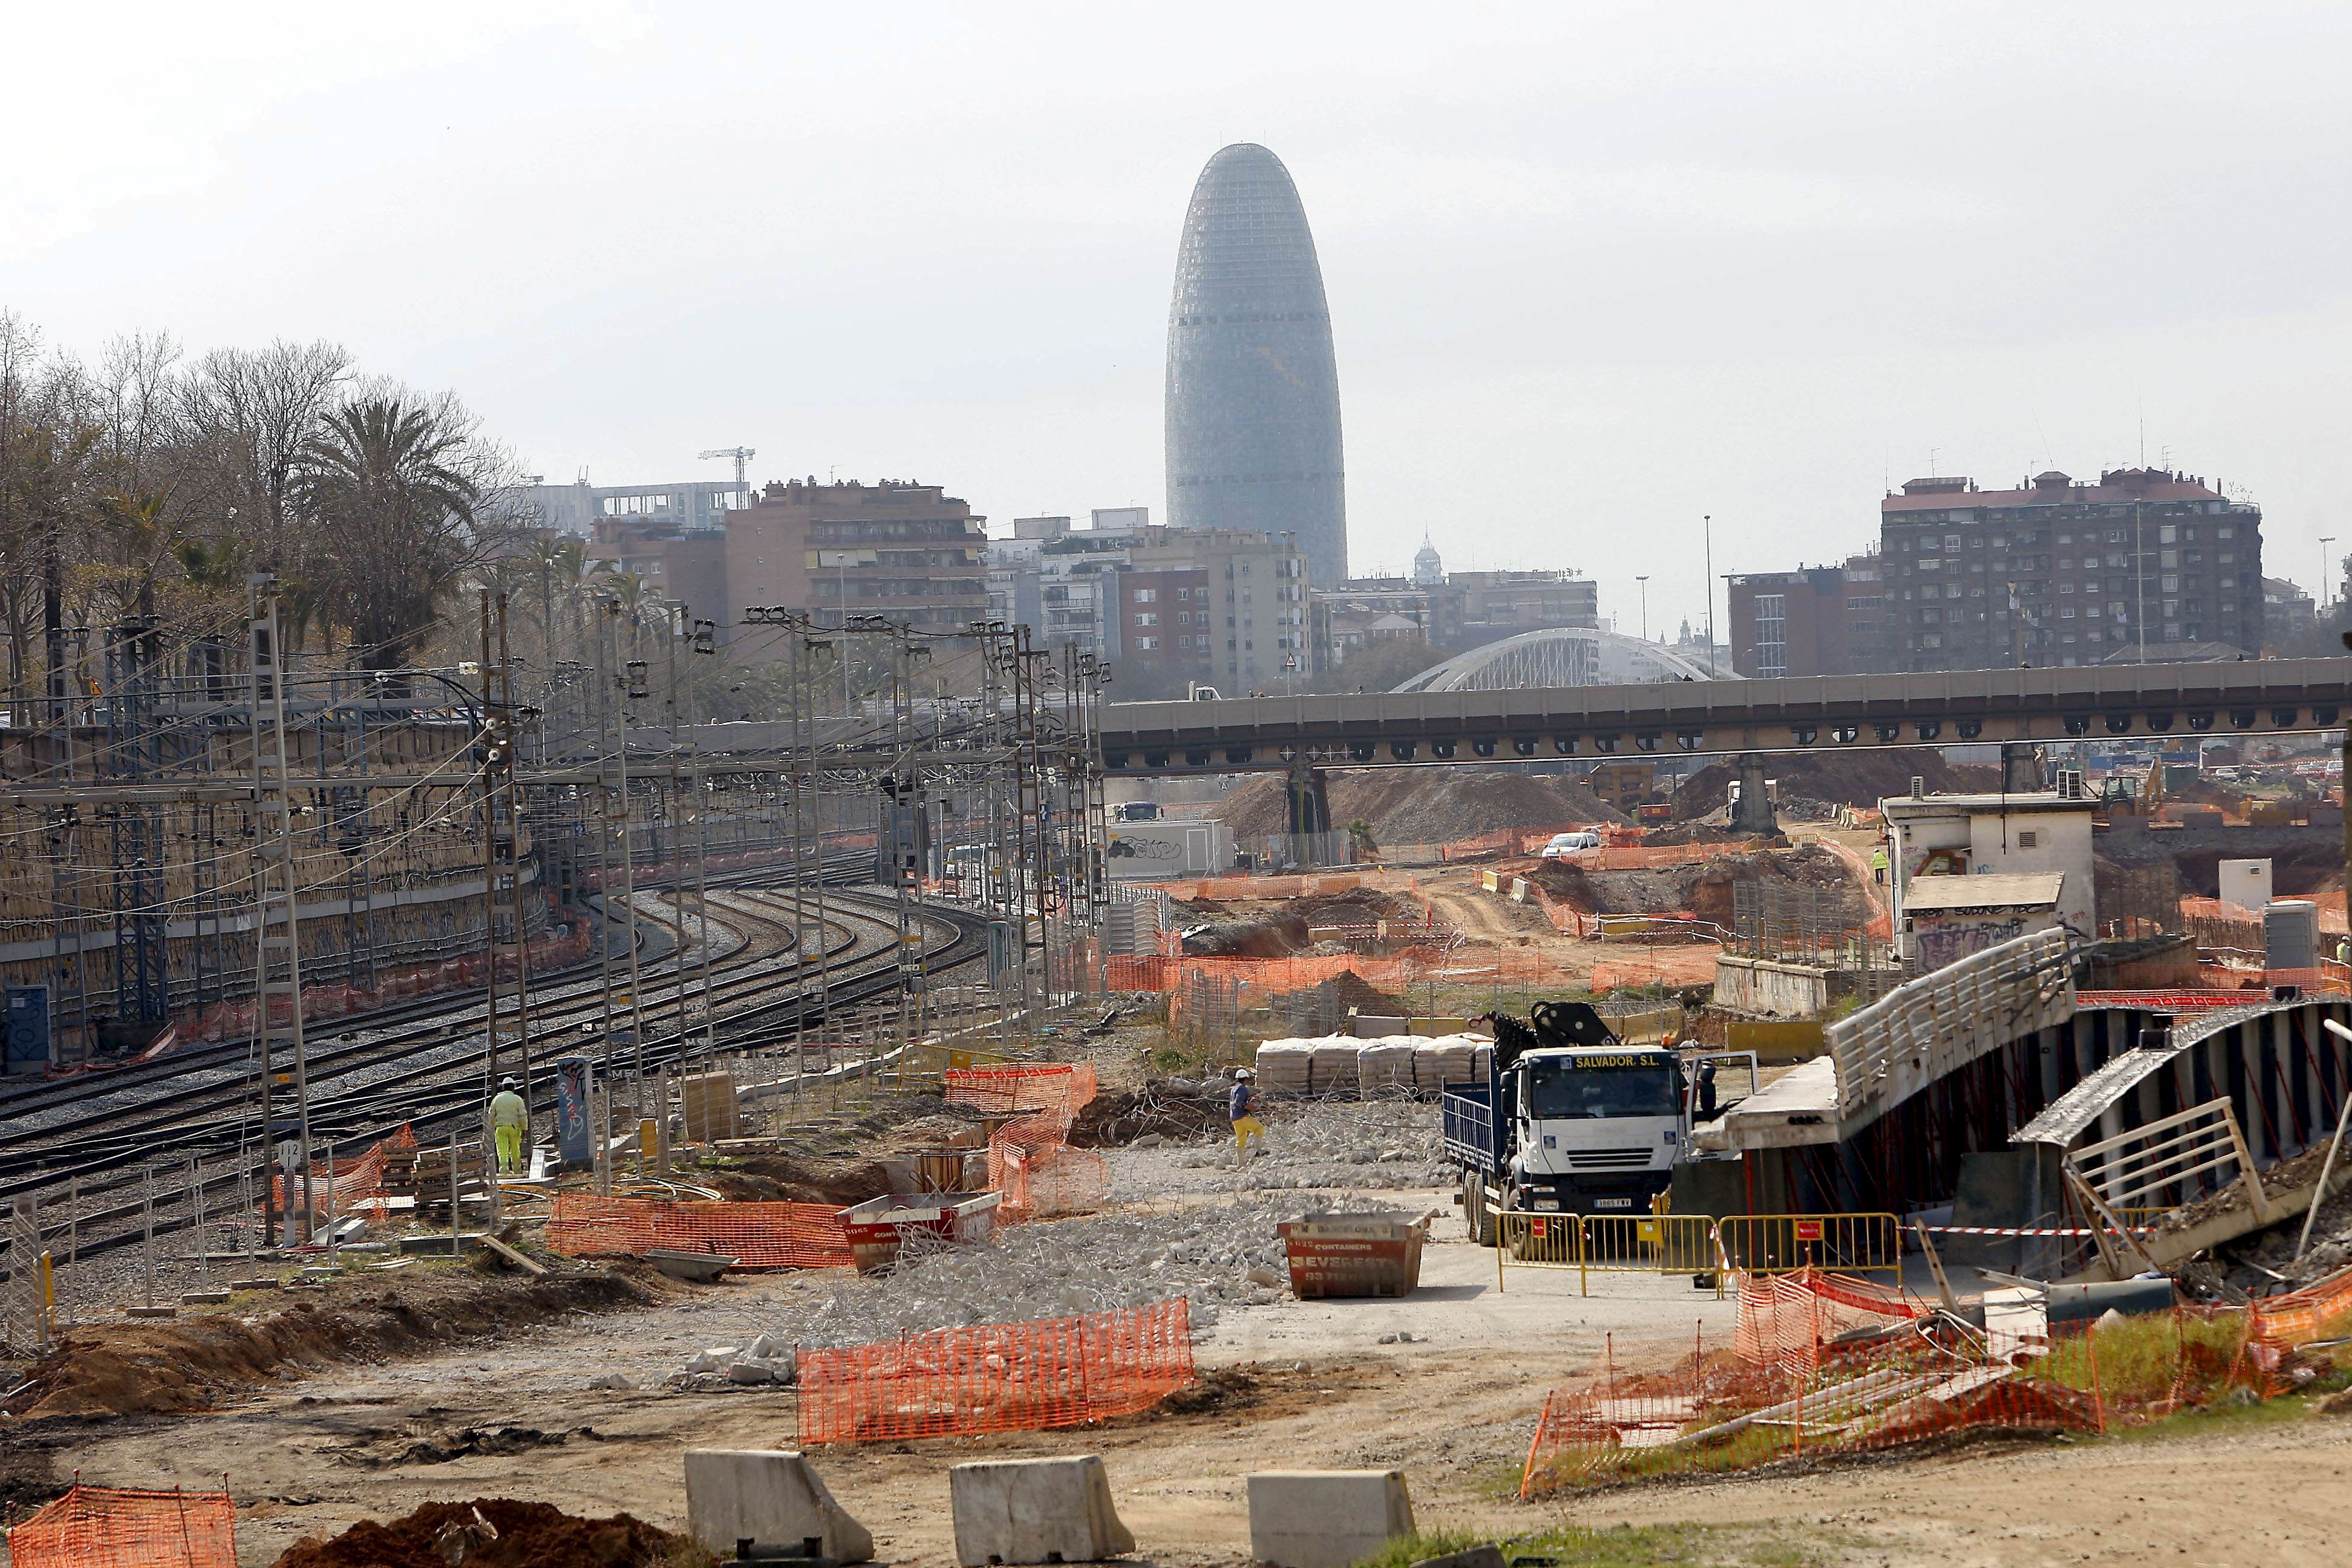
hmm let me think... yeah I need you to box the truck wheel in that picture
[1464,1174,1496,1247]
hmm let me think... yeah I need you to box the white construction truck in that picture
[1442,1000,1753,1243]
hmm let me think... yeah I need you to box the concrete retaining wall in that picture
[1711,955,1834,1018]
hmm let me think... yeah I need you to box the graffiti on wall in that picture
[1913,916,2033,972]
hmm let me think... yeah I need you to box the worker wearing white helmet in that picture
[1229,1068,1267,1165]
[490,1077,529,1175]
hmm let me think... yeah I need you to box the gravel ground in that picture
[1109,1096,1449,1197]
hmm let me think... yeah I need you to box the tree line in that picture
[0,312,521,707]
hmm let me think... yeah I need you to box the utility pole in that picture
[613,601,650,1096]
[479,592,505,1112]
[590,600,616,1195]
[495,596,535,1105]
[249,576,315,1246]
[688,617,718,1057]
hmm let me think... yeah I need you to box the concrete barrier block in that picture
[949,1455,1135,1566]
[684,1449,874,1564]
[1246,1471,1414,1568]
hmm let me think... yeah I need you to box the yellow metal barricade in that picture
[1494,1210,1723,1297]
[1714,1212,1901,1280]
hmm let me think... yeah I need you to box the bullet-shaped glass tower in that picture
[1164,143,1348,584]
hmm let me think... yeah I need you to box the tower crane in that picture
[698,446,757,489]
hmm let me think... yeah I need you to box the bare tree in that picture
[175,339,350,573]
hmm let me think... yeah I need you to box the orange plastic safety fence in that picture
[796,1299,1195,1443]
[1589,946,1722,991]
[1160,869,1426,903]
[1543,843,1756,871]
[268,1125,418,1217]
[2249,1261,2352,1353]
[943,1063,1099,1118]
[1523,1320,2106,1498]
[544,1194,852,1269]
[1732,1269,1926,1374]
[5,1484,237,1568]
[1521,1298,2316,1497]
[988,1113,1111,1222]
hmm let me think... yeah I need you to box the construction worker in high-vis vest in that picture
[490,1077,528,1175]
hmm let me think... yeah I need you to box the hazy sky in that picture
[11,3,2350,636]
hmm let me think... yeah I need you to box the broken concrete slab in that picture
[1246,1471,1414,1568]
[1410,1548,1503,1568]
[949,1455,1134,1566]
[684,1449,873,1564]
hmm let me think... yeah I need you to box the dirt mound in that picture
[1671,748,2002,819]
[716,1154,900,1206]
[1177,888,1425,959]
[1182,908,1310,958]
[4,1266,647,1421]
[1532,842,1867,926]
[1067,1085,1229,1147]
[270,1498,703,1568]
[1215,766,1624,842]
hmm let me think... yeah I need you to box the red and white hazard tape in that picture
[1918,1224,2155,1238]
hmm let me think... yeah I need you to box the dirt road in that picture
[27,1210,2352,1567]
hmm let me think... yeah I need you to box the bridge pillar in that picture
[1284,759,1331,862]
[1729,754,1776,834]
[2000,743,2045,793]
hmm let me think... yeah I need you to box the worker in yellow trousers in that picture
[490,1076,529,1175]
[1229,1068,1267,1165]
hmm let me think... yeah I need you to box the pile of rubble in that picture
[665,1193,1397,1388]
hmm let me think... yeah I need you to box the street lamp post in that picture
[1702,516,1716,671]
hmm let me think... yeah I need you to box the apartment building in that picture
[1881,468,2262,671]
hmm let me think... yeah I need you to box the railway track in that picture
[0,879,990,1283]
[0,843,860,1125]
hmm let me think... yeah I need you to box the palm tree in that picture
[293,393,482,671]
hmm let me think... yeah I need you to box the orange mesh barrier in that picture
[1589,946,1722,991]
[1521,1301,2294,1497]
[1536,843,1757,871]
[269,1125,418,1216]
[944,1063,1099,1117]
[1160,869,1427,903]
[2249,1263,2352,1352]
[1732,1269,1925,1374]
[5,1485,237,1568]
[1516,1309,2262,1497]
[544,1194,852,1269]
[796,1299,1195,1443]
[988,1113,1112,1221]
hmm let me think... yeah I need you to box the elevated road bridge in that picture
[1097,657,2352,775]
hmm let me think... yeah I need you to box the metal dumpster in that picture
[1276,1211,1426,1299]
[838,1190,1003,1273]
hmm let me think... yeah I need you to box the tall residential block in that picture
[1164,143,1348,584]
[1881,468,2262,670]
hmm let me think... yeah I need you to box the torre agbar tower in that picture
[1164,143,1349,584]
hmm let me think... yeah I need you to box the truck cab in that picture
[1443,1002,1753,1242]
[1449,1044,1683,1226]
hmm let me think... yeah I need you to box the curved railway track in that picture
[0,878,991,1281]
